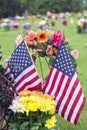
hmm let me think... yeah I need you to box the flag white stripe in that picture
[70,93,84,123]
[64,83,81,120]
[57,73,77,115]
[45,68,57,93]
[51,70,62,96]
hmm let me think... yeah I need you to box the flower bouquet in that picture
[11,22,19,29]
[77,21,82,33]
[77,19,87,33]
[82,20,87,32]
[25,30,58,58]
[22,23,31,33]
[15,30,79,72]
[36,20,50,30]
[8,90,57,130]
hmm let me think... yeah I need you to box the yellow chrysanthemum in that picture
[25,102,38,116]
[19,96,30,103]
[45,115,57,129]
[19,91,56,115]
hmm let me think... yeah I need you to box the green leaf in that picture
[1,119,6,129]
[20,122,29,130]
[30,122,42,130]
[30,126,39,130]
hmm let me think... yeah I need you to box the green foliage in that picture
[25,0,85,14]
[9,111,52,130]
[0,0,25,18]
[0,0,85,18]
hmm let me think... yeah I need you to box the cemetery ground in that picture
[0,15,87,130]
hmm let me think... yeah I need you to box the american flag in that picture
[6,41,42,92]
[42,40,85,124]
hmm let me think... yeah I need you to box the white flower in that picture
[9,99,25,113]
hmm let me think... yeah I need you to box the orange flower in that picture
[18,91,31,96]
[36,30,49,44]
[25,31,37,46]
[18,90,54,99]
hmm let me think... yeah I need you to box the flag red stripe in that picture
[28,82,42,91]
[6,66,8,70]
[67,88,82,122]
[14,68,36,87]
[61,77,79,117]
[43,67,53,92]
[56,77,71,111]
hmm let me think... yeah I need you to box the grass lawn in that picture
[0,15,87,130]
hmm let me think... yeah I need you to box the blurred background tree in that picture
[0,0,86,18]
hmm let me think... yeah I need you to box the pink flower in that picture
[26,31,36,41]
[62,19,68,25]
[46,45,53,56]
[51,30,63,47]
[70,49,79,59]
